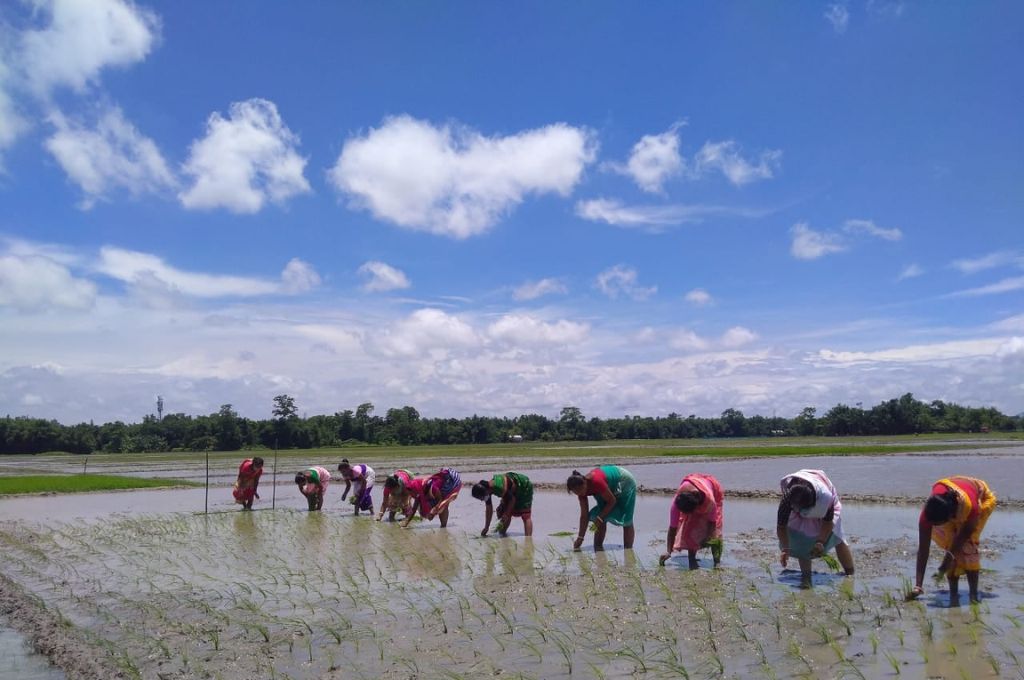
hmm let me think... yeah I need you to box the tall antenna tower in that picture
[157,395,164,420]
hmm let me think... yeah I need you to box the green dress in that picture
[492,472,533,513]
[588,465,637,527]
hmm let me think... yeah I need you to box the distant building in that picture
[509,434,524,443]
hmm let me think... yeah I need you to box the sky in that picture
[0,1,1022,425]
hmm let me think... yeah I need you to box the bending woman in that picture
[910,476,996,605]
[659,473,723,569]
[232,456,264,510]
[471,472,534,537]
[403,468,462,528]
[567,466,637,552]
[376,469,415,522]
[295,466,331,511]
[777,469,854,586]
[338,459,375,516]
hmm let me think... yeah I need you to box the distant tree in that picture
[559,406,585,440]
[272,394,298,420]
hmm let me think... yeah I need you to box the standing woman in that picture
[566,466,637,552]
[471,472,534,537]
[338,459,375,516]
[910,476,996,605]
[376,469,415,522]
[659,473,724,569]
[403,468,462,528]
[232,456,264,510]
[295,465,331,512]
[777,469,854,586]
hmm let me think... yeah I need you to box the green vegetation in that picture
[0,474,199,495]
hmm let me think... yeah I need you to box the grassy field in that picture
[0,474,200,495]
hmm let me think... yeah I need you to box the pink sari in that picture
[670,474,724,552]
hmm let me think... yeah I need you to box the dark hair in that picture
[674,490,703,514]
[338,459,351,472]
[924,493,955,524]
[787,480,815,509]
[384,474,404,491]
[471,481,491,501]
[294,472,306,485]
[252,457,264,467]
[566,470,586,493]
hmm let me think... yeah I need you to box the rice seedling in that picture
[884,650,902,675]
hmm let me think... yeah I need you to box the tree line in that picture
[1,392,1019,455]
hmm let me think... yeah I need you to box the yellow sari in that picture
[931,477,996,576]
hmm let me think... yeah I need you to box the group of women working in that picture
[233,457,997,605]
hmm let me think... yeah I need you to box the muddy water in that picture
[1,486,1023,679]
[0,625,64,680]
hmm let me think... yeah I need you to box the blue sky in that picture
[1,1,1021,424]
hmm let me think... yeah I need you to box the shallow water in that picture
[1,484,1023,679]
[0,625,64,680]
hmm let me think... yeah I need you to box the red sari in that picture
[233,459,262,504]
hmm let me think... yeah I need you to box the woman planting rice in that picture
[909,476,997,606]
[232,457,263,510]
[295,465,331,512]
[403,468,462,528]
[659,473,723,569]
[567,466,637,552]
[338,459,375,516]
[471,472,534,537]
[376,469,415,522]
[777,469,854,587]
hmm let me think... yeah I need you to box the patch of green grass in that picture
[0,474,200,495]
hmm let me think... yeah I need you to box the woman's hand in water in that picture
[659,553,671,566]
[573,536,584,552]
[906,585,924,601]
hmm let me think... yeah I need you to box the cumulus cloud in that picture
[951,250,1022,275]
[373,308,479,357]
[669,329,709,352]
[897,263,924,281]
[0,253,97,311]
[328,115,596,238]
[607,123,684,193]
[358,261,411,293]
[825,3,850,33]
[96,247,318,298]
[721,326,758,348]
[842,218,902,241]
[44,106,176,208]
[595,265,657,301]
[19,0,159,97]
[179,99,311,213]
[685,288,713,306]
[513,278,567,301]
[790,223,846,260]
[487,314,589,347]
[694,140,781,186]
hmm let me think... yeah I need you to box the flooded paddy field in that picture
[1,481,1023,679]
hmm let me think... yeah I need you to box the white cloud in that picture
[669,329,709,352]
[0,253,97,311]
[609,123,684,193]
[951,251,1022,275]
[44,106,176,208]
[843,218,902,241]
[0,61,27,156]
[721,326,758,348]
[19,0,159,97]
[694,140,781,186]
[948,276,1024,298]
[487,314,589,347]
[575,198,765,229]
[358,261,411,293]
[280,258,321,294]
[595,265,657,300]
[816,338,1004,364]
[179,99,311,213]
[790,223,846,260]
[685,288,713,306]
[991,315,1024,333]
[513,278,567,301]
[867,0,905,19]
[897,263,924,281]
[96,247,318,298]
[328,115,596,238]
[373,308,479,358]
[825,4,850,33]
